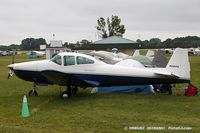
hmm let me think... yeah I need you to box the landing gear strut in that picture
[60,79,78,99]
[28,83,38,97]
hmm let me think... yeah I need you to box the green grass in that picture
[0,53,200,133]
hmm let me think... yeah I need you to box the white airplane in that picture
[132,49,140,56]
[33,51,45,56]
[129,49,167,67]
[89,49,156,66]
[87,51,122,64]
[8,48,190,98]
[145,50,155,61]
[132,49,154,61]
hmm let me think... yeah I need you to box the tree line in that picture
[1,36,200,51]
[0,38,46,51]
[137,36,200,49]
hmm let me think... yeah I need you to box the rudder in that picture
[166,48,190,80]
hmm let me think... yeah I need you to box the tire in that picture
[61,91,71,99]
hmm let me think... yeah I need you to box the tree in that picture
[162,38,173,48]
[63,42,69,48]
[96,15,126,39]
[142,40,150,48]
[20,38,46,50]
[149,38,162,48]
[68,43,75,49]
[96,17,107,38]
[0,44,20,51]
[136,39,142,43]
[80,39,91,47]
[75,41,80,48]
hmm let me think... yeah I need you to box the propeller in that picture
[8,69,14,79]
[8,50,15,79]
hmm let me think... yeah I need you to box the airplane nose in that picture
[7,61,38,71]
[8,64,14,69]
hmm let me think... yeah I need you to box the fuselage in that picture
[8,52,190,87]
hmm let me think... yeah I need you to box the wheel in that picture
[61,91,71,99]
[28,89,38,96]
[61,79,72,99]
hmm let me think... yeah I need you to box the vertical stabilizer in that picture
[166,48,190,80]
[152,50,167,67]
[146,50,154,61]
[132,50,140,56]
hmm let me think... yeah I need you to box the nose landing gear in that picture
[28,83,38,97]
[28,89,38,96]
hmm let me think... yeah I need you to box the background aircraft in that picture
[88,49,167,67]
[27,51,45,58]
[194,48,200,56]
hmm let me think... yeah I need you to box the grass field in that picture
[0,53,200,133]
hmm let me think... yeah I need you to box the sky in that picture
[0,0,200,45]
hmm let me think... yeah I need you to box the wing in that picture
[41,70,91,86]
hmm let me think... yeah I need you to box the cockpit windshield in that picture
[51,55,62,65]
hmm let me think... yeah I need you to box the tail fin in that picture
[146,50,154,61]
[152,50,167,68]
[166,48,190,80]
[132,50,140,56]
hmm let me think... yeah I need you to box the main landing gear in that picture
[60,86,78,99]
[60,79,78,99]
[28,83,38,97]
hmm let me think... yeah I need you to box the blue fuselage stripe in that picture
[14,70,190,86]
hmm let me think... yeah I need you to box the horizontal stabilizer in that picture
[154,71,179,78]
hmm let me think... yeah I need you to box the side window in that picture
[63,56,75,66]
[77,56,94,65]
[51,55,62,65]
